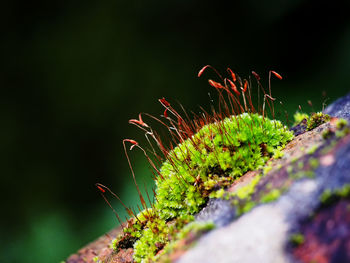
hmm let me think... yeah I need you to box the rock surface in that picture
[324,92,350,121]
[66,227,121,263]
[66,93,350,263]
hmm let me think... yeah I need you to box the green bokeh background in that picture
[1,1,350,262]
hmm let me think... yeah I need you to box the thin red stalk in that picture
[143,181,154,211]
[96,183,142,223]
[98,191,124,228]
[279,101,290,127]
[135,144,164,180]
[123,140,147,210]
[179,103,197,134]
[207,124,221,166]
[151,188,159,203]
[144,131,162,163]
[268,71,276,119]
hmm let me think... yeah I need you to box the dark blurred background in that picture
[1,0,350,262]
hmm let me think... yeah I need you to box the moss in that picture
[290,233,305,246]
[272,147,284,159]
[133,218,168,262]
[209,188,226,199]
[111,114,293,263]
[321,117,349,139]
[263,162,274,175]
[297,161,304,169]
[111,83,299,263]
[211,177,263,214]
[320,184,350,205]
[306,112,330,131]
[119,113,294,262]
[212,174,262,201]
[239,200,257,215]
[205,114,347,228]
[111,238,119,250]
[309,158,319,169]
[335,127,350,138]
[132,214,195,262]
[176,221,215,240]
[155,113,293,221]
[336,118,348,129]
[320,189,332,204]
[260,189,281,203]
[235,175,262,199]
[266,182,273,189]
[293,111,309,126]
[338,184,350,197]
[304,170,315,178]
[322,129,333,139]
[307,145,319,155]
[290,171,315,179]
[233,183,285,216]
[291,157,298,163]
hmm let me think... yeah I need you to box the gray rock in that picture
[178,180,318,263]
[324,92,350,120]
[195,198,235,227]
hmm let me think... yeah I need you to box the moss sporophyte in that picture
[97,66,295,262]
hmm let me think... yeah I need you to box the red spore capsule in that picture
[271,71,282,80]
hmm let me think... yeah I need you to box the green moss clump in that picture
[290,233,305,246]
[320,189,332,204]
[132,213,194,262]
[307,145,319,155]
[293,111,309,125]
[336,118,348,129]
[263,162,274,175]
[307,112,330,131]
[335,122,350,138]
[309,158,319,169]
[260,189,282,203]
[132,218,168,262]
[272,147,285,159]
[155,113,293,220]
[338,184,350,197]
[297,161,304,169]
[322,118,349,139]
[175,221,215,240]
[211,174,262,201]
[115,113,293,262]
[320,184,350,205]
[234,175,262,200]
[322,129,333,139]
